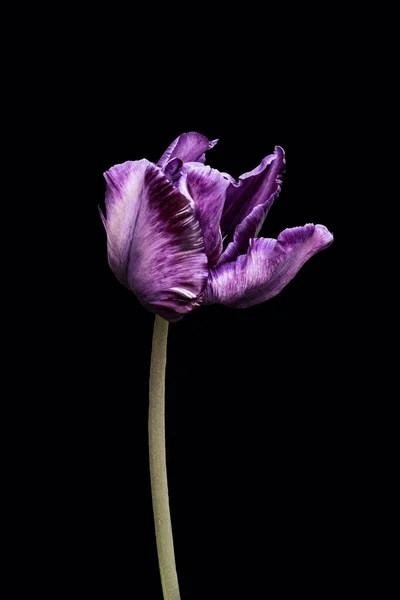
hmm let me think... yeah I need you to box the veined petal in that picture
[178,163,230,266]
[157,132,218,170]
[203,224,333,308]
[220,146,285,244]
[104,160,208,321]
[164,157,183,184]
[103,159,148,280]
[217,200,278,266]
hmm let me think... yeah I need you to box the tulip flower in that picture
[101,133,333,600]
[101,132,333,322]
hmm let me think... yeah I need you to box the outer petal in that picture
[103,160,208,321]
[157,132,218,170]
[177,163,230,266]
[220,146,285,243]
[203,224,333,308]
[103,159,147,279]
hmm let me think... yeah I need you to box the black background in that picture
[23,9,359,599]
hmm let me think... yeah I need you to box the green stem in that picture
[149,315,180,600]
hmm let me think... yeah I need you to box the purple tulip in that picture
[101,132,333,321]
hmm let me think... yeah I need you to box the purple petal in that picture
[157,132,218,170]
[220,146,285,244]
[217,201,276,266]
[203,224,333,308]
[178,163,230,266]
[163,157,183,184]
[103,160,208,321]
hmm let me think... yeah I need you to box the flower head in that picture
[101,132,333,321]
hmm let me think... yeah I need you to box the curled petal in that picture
[203,224,333,308]
[103,160,208,321]
[157,132,218,170]
[178,163,230,266]
[221,146,285,243]
[218,200,277,266]
[163,157,183,184]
